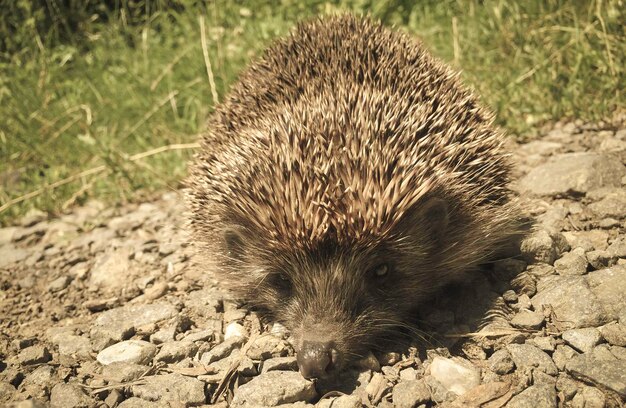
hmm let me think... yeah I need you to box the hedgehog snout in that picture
[297,340,339,379]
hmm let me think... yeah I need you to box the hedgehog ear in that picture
[222,226,247,260]
[396,197,449,246]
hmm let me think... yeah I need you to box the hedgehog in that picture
[187,14,518,379]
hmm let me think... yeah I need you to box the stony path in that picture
[1,119,625,408]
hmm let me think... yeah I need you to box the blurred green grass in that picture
[1,0,624,225]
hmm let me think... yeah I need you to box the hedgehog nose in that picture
[297,341,336,379]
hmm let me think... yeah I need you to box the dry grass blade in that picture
[115,91,180,147]
[84,378,148,394]
[452,16,459,65]
[0,143,199,214]
[0,165,107,214]
[150,46,194,91]
[199,15,219,105]
[81,364,158,395]
[511,21,597,86]
[61,171,109,210]
[442,328,537,338]
[162,365,218,377]
[210,333,259,404]
[594,0,616,77]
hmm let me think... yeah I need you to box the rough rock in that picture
[47,275,72,292]
[556,375,578,401]
[510,310,545,330]
[505,384,557,408]
[562,230,609,252]
[247,334,290,360]
[96,340,157,365]
[423,374,456,403]
[455,382,511,407]
[149,325,176,344]
[488,349,515,375]
[520,230,564,265]
[586,266,626,317]
[49,383,94,408]
[183,329,215,343]
[199,336,245,365]
[586,250,615,270]
[554,248,588,276]
[607,236,626,259]
[0,226,17,244]
[392,380,430,408]
[609,345,626,360]
[399,367,418,381]
[18,346,52,366]
[571,385,606,408]
[53,334,92,360]
[507,344,558,375]
[566,352,626,397]
[104,389,124,407]
[531,276,610,329]
[237,356,258,376]
[184,288,223,318]
[18,365,56,399]
[0,382,15,404]
[88,247,133,290]
[599,322,626,346]
[154,341,198,363]
[90,303,178,350]
[518,140,563,156]
[0,245,30,268]
[131,373,206,405]
[101,362,149,383]
[588,190,626,219]
[562,328,602,353]
[231,371,317,406]
[365,372,389,403]
[552,345,579,371]
[261,356,299,373]
[224,308,247,323]
[517,152,625,197]
[143,282,169,300]
[316,395,362,408]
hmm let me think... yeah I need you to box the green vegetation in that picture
[1,0,624,224]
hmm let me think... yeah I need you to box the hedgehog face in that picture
[251,247,411,379]
[219,197,451,379]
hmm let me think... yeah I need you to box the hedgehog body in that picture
[187,15,517,379]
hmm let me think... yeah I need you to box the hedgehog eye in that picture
[370,263,389,279]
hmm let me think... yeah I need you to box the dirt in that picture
[1,118,625,407]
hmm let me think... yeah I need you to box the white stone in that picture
[224,322,247,340]
[428,356,480,396]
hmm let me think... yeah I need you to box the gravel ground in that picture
[1,119,625,407]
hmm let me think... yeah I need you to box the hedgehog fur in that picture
[187,14,518,377]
